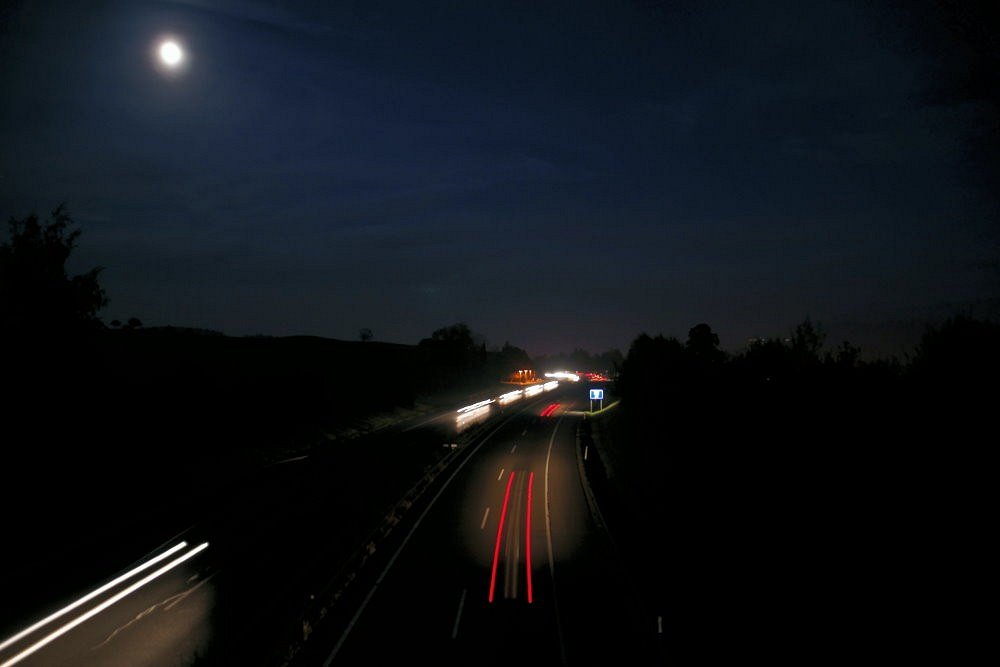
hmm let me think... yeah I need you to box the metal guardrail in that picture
[277,414,499,665]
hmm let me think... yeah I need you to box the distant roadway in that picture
[0,385,661,666]
[309,390,660,665]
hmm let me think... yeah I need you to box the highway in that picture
[1,383,660,666]
[310,389,660,665]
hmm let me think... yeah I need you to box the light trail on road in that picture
[1,542,209,667]
[0,541,190,654]
[489,471,516,603]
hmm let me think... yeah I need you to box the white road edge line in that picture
[451,588,467,639]
[0,542,190,653]
[497,467,505,481]
[322,406,533,666]
[480,507,490,530]
[0,543,209,667]
[545,414,569,666]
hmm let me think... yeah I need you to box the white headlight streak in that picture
[0,542,209,667]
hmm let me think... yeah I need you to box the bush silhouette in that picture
[0,203,107,341]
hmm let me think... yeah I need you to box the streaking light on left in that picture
[0,542,209,667]
[0,542,189,653]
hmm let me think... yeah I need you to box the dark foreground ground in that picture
[2,323,991,665]
[582,385,990,664]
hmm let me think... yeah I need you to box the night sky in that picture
[2,1,997,356]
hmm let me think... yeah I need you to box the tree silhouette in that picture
[617,333,687,403]
[359,327,373,342]
[791,318,825,360]
[0,204,107,340]
[686,323,724,364]
[912,315,1000,386]
[418,322,481,386]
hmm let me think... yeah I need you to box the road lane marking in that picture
[451,589,467,639]
[323,406,533,666]
[0,542,190,653]
[480,507,490,530]
[526,472,535,604]
[544,415,569,665]
[96,574,213,648]
[584,445,588,461]
[497,468,505,481]
[658,616,663,634]
[489,472,516,603]
[522,430,527,436]
[277,455,308,464]
[511,444,517,453]
[1,543,209,667]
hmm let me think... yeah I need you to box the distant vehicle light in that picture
[456,405,490,432]
[457,399,494,413]
[497,390,523,405]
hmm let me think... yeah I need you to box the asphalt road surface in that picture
[2,384,659,666]
[313,391,662,665]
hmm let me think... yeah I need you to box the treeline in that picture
[416,322,534,391]
[606,317,996,663]
[617,317,999,406]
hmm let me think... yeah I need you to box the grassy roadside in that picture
[580,404,668,651]
[580,384,989,664]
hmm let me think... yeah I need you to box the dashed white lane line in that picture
[584,445,588,461]
[497,467,505,481]
[323,408,531,666]
[658,616,663,634]
[522,429,528,436]
[480,507,490,530]
[511,444,517,453]
[451,589,467,639]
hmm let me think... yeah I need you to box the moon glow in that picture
[159,41,183,67]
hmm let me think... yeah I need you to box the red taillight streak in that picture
[526,471,535,603]
[488,471,516,603]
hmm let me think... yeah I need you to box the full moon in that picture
[159,41,183,67]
